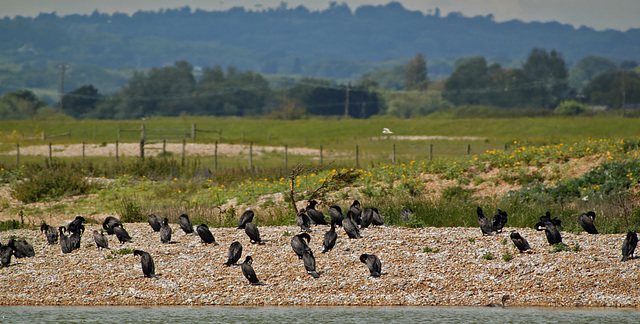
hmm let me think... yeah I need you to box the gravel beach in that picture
[1,221,638,307]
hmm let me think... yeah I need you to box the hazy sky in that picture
[2,0,639,31]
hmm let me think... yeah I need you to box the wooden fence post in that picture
[163,139,167,157]
[181,139,186,167]
[140,139,145,160]
[467,144,471,155]
[118,125,121,141]
[141,124,146,141]
[115,140,119,164]
[392,144,396,164]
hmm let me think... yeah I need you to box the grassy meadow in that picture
[1,116,640,234]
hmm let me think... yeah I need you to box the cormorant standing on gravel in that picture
[492,209,508,233]
[241,256,264,285]
[93,229,109,250]
[67,216,86,235]
[535,219,562,245]
[622,230,638,262]
[160,217,172,243]
[59,226,73,254]
[343,210,361,239]
[328,205,344,227]
[510,232,531,253]
[147,214,162,232]
[8,238,35,258]
[291,233,311,259]
[237,210,255,229]
[102,216,122,235]
[296,209,312,233]
[178,214,194,234]
[578,211,599,234]
[69,229,82,251]
[477,207,494,236]
[40,223,58,245]
[360,253,382,277]
[0,243,13,267]
[322,220,337,253]
[224,241,243,266]
[306,200,328,225]
[113,224,133,244]
[196,224,218,245]
[370,207,384,226]
[245,222,263,244]
[360,207,374,229]
[303,246,320,278]
[134,250,156,278]
[349,200,362,226]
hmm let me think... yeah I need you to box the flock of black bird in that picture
[1,201,638,300]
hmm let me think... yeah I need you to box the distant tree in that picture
[522,48,569,108]
[583,70,640,108]
[404,53,428,90]
[0,89,48,120]
[359,65,405,90]
[63,85,100,118]
[442,56,489,105]
[620,60,638,71]
[569,55,617,92]
[486,67,529,108]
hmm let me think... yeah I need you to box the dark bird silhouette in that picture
[224,241,243,266]
[69,230,82,251]
[67,216,85,235]
[360,253,382,277]
[178,214,194,234]
[147,214,162,232]
[102,216,122,235]
[477,207,494,236]
[302,246,320,278]
[578,211,599,234]
[400,208,413,222]
[487,295,510,307]
[160,217,172,243]
[113,224,132,244]
[328,205,344,227]
[296,209,312,233]
[59,226,73,254]
[537,211,563,228]
[93,229,109,250]
[241,256,264,285]
[8,238,35,258]
[343,211,362,239]
[349,200,363,226]
[360,207,374,229]
[244,222,263,244]
[196,224,218,245]
[291,233,311,259]
[40,223,58,245]
[134,250,157,278]
[237,210,255,229]
[0,243,13,267]
[510,232,531,253]
[322,220,337,253]
[370,207,384,226]
[306,200,328,225]
[535,219,562,245]
[492,209,508,233]
[622,230,638,262]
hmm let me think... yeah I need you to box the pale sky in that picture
[1,0,639,31]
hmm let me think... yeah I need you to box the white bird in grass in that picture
[382,128,393,134]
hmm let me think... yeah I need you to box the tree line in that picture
[1,48,638,120]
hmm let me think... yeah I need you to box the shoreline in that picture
[1,222,638,308]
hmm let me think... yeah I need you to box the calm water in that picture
[1,306,639,324]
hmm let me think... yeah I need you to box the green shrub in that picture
[11,161,98,203]
[482,252,494,260]
[502,251,514,262]
[555,100,586,116]
[0,220,23,231]
[117,195,144,222]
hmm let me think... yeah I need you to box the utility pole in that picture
[58,64,69,113]
[344,81,350,118]
[621,69,626,117]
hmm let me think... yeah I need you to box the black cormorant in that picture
[328,205,344,227]
[578,211,599,234]
[67,216,86,235]
[535,219,562,245]
[237,210,255,229]
[302,246,320,278]
[147,214,162,232]
[477,207,494,236]
[134,250,156,278]
[349,200,363,226]
[622,230,638,262]
[113,224,133,243]
[59,226,73,254]
[245,222,263,244]
[510,232,531,253]
[69,230,82,251]
[8,238,35,258]
[241,256,264,285]
[93,229,109,250]
[40,223,58,245]
[492,209,508,233]
[102,216,122,235]
[360,207,374,229]
[296,209,312,233]
[224,241,243,266]
[343,211,361,239]
[306,200,328,225]
[160,217,172,243]
[0,243,13,267]
[322,220,337,253]
[196,224,218,245]
[178,214,194,234]
[370,207,384,226]
[360,253,382,277]
[291,233,311,259]
[487,295,510,307]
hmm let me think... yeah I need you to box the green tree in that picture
[63,85,100,119]
[404,53,428,90]
[0,89,48,120]
[555,100,586,115]
[522,48,569,108]
[569,55,616,92]
[443,56,489,105]
[583,70,640,109]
